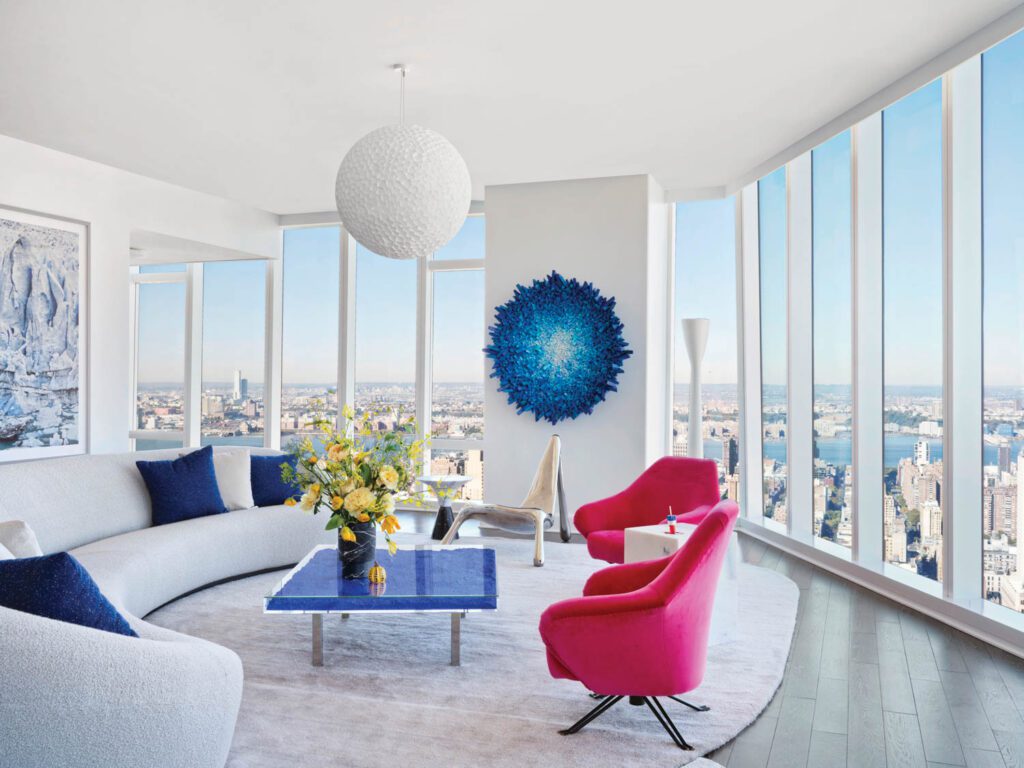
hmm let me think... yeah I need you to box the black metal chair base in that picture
[560,695,694,750]
[669,695,711,712]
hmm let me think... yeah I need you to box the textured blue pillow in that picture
[0,552,137,637]
[251,453,301,507]
[136,445,226,525]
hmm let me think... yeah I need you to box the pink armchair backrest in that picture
[540,501,739,696]
[574,457,720,537]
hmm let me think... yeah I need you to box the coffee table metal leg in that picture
[450,612,461,666]
[312,614,323,667]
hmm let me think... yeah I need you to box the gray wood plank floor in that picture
[708,535,1024,768]
[396,509,1024,767]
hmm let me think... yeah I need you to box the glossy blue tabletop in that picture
[264,545,498,613]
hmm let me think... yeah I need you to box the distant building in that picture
[725,436,739,476]
[914,439,930,466]
[999,442,1012,474]
[233,370,242,400]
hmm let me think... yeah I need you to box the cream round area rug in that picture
[148,536,797,768]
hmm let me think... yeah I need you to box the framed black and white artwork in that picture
[0,205,88,462]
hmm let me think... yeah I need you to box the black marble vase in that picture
[339,521,376,579]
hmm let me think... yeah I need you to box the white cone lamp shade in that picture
[335,123,472,260]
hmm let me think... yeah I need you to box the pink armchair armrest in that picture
[582,555,672,597]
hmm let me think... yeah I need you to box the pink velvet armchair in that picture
[539,501,739,749]
[574,457,721,564]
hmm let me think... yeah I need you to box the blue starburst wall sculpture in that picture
[485,271,633,424]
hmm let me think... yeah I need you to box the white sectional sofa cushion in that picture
[209,448,256,511]
[0,446,335,768]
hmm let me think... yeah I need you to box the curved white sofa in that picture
[0,446,334,768]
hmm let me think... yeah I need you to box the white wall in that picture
[0,134,279,455]
[484,175,672,512]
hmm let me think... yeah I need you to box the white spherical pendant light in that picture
[335,67,471,260]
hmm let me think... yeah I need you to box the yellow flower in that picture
[306,454,319,465]
[327,444,349,463]
[330,495,344,511]
[284,498,297,507]
[342,404,355,420]
[377,493,396,514]
[378,464,399,491]
[356,512,371,523]
[299,489,317,512]
[340,526,356,543]
[310,484,321,496]
[343,487,375,514]
[381,514,401,535]
[387,539,398,556]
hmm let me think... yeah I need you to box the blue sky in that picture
[759,167,788,387]
[812,131,852,387]
[674,198,737,385]
[983,30,1024,389]
[883,79,943,389]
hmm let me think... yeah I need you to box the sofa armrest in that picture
[0,606,243,768]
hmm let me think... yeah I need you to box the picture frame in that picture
[0,204,89,462]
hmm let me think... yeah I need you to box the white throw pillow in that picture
[0,520,44,558]
[182,448,255,511]
[0,541,14,560]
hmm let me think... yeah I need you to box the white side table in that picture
[624,523,740,646]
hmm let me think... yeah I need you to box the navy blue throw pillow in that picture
[251,453,300,507]
[136,445,226,526]
[0,553,137,637]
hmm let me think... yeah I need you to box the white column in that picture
[738,183,764,522]
[683,318,710,459]
[415,251,434,457]
[852,113,884,568]
[945,61,983,604]
[184,263,204,448]
[337,228,357,429]
[787,154,814,543]
[263,249,283,450]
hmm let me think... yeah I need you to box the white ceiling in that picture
[0,0,1020,214]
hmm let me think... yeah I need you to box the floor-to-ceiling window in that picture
[428,216,486,500]
[982,30,1024,613]
[673,198,739,500]
[201,261,267,447]
[282,227,339,447]
[132,265,187,450]
[759,168,788,523]
[882,80,944,583]
[354,245,417,432]
[812,131,853,548]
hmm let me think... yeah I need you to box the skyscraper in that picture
[999,442,1012,474]
[725,436,739,476]
[914,438,930,466]
[233,370,242,400]
[1017,452,1024,573]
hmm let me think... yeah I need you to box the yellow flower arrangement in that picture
[281,402,426,559]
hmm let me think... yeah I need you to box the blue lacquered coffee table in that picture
[265,544,498,667]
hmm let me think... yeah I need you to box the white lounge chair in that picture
[441,435,569,566]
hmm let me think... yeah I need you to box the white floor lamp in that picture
[682,318,709,459]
